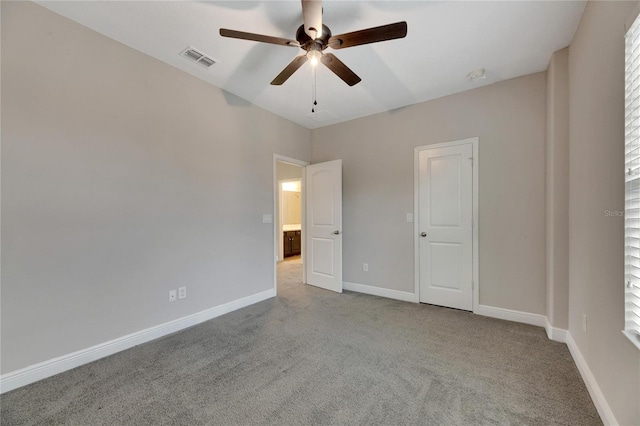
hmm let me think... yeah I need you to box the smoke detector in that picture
[466,68,487,82]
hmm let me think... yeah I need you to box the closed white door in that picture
[419,143,473,310]
[305,159,342,293]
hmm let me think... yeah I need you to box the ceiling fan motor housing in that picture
[296,24,332,52]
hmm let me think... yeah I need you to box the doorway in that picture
[279,179,302,260]
[414,138,479,311]
[275,157,306,294]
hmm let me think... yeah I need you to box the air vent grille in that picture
[199,56,216,67]
[180,47,216,68]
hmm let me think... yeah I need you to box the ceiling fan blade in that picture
[301,0,323,39]
[271,55,309,85]
[328,21,407,49]
[220,28,300,47]
[321,53,361,86]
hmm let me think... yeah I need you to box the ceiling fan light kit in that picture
[306,43,323,67]
[219,0,408,87]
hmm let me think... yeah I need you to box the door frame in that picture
[273,154,309,295]
[413,137,479,311]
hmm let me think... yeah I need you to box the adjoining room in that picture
[1,1,639,425]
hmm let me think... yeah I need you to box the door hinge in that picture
[469,157,474,167]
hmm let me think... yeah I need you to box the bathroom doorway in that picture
[275,158,305,294]
[279,180,302,260]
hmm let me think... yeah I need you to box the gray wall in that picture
[567,1,640,424]
[276,162,303,182]
[1,1,311,373]
[545,48,570,330]
[312,73,547,314]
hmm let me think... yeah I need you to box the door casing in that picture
[413,138,479,311]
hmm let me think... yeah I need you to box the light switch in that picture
[406,213,413,223]
[262,214,273,224]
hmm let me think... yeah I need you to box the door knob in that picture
[421,232,427,237]
[334,230,340,235]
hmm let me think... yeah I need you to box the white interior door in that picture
[305,159,342,293]
[419,143,473,310]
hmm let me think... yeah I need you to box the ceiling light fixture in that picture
[282,181,301,192]
[466,68,487,82]
[307,48,322,67]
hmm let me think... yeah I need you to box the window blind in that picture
[624,15,640,337]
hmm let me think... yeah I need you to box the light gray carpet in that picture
[1,258,600,425]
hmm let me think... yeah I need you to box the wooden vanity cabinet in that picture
[283,230,301,257]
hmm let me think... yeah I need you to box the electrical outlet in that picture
[262,214,272,224]
[169,290,177,302]
[363,263,368,272]
[178,286,187,300]
[583,314,587,332]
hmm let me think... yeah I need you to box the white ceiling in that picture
[36,1,586,129]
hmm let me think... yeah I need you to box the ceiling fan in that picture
[220,0,408,86]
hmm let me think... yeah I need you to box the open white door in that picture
[305,159,342,293]
[418,142,473,311]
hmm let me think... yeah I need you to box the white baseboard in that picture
[343,281,419,303]
[544,318,568,343]
[566,333,618,426]
[0,288,275,394]
[474,304,546,327]
[343,288,565,344]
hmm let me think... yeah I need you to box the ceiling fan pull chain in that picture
[312,66,317,113]
[312,69,316,113]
